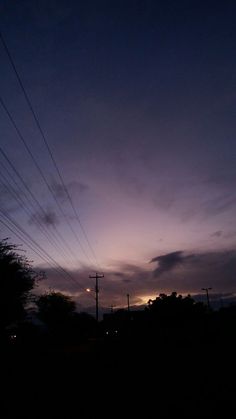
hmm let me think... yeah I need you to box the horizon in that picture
[1,1,236,312]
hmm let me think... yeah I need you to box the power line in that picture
[0,144,83,264]
[0,211,95,303]
[0,217,60,271]
[0,158,80,266]
[0,208,77,285]
[0,168,73,264]
[0,148,95,301]
[0,215,71,285]
[0,30,100,271]
[0,206,89,291]
[0,94,95,268]
[0,158,76,264]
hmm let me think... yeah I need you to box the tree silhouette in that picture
[147,292,207,340]
[0,238,39,334]
[148,292,206,317]
[36,291,94,344]
[36,291,76,330]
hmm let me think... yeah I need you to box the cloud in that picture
[150,251,185,277]
[151,250,236,295]
[210,230,236,240]
[203,194,236,216]
[29,209,59,228]
[211,230,223,238]
[180,191,236,223]
[51,180,89,203]
[149,249,236,296]
[35,262,153,311]
[35,249,236,313]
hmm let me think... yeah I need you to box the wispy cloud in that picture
[29,209,59,228]
[211,230,223,238]
[51,180,89,203]
[203,194,236,216]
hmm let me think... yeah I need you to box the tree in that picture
[0,238,39,333]
[36,291,76,329]
[148,292,206,316]
[147,292,207,333]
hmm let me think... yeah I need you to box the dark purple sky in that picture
[0,1,236,312]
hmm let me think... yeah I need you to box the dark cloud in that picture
[35,262,153,311]
[29,209,59,228]
[35,249,236,314]
[152,250,236,295]
[209,230,236,241]
[112,262,147,275]
[211,231,223,238]
[51,180,89,203]
[150,251,184,277]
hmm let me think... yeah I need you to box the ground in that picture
[1,336,235,418]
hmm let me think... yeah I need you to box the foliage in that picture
[149,292,205,311]
[0,238,39,330]
[147,292,207,326]
[36,291,76,328]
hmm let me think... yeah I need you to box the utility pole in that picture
[201,287,212,310]
[127,293,130,312]
[89,273,104,321]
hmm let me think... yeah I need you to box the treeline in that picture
[1,238,236,350]
[103,292,236,347]
[0,238,96,348]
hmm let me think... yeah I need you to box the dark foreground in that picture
[1,336,235,419]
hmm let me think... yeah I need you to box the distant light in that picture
[10,334,17,340]
[106,331,109,335]
[115,330,118,334]
[86,288,91,292]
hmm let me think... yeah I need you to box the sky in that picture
[0,0,236,314]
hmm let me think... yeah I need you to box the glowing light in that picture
[139,295,158,305]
